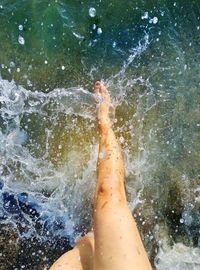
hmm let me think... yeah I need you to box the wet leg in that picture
[49,232,94,270]
[94,81,152,270]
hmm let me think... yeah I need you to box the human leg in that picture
[94,81,152,270]
[49,232,94,270]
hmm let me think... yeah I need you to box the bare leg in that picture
[94,81,152,270]
[49,232,94,270]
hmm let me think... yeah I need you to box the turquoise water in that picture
[0,0,200,269]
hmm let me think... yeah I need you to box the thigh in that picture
[49,233,94,270]
[94,199,152,270]
[49,248,82,270]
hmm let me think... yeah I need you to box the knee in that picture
[76,232,94,248]
[96,178,126,205]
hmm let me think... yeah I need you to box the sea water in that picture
[0,0,200,269]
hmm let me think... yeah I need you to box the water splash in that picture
[0,1,200,268]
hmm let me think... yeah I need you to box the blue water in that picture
[0,0,200,269]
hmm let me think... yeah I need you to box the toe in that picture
[94,81,101,94]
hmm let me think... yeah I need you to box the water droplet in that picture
[141,12,149,20]
[44,60,48,64]
[99,149,107,159]
[72,31,84,40]
[180,218,184,224]
[119,136,124,144]
[61,65,65,70]
[17,68,20,72]
[97,27,102,35]
[152,17,158,24]
[18,35,25,45]
[10,61,15,68]
[89,7,96,17]
[112,41,117,48]
[18,24,23,31]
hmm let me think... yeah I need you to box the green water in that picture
[0,0,200,269]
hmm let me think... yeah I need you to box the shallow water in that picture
[0,0,200,269]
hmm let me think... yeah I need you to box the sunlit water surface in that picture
[0,0,200,269]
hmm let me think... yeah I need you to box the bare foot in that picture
[94,81,111,132]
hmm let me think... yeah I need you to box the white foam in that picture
[155,243,200,270]
[0,77,96,237]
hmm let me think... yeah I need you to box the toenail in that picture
[95,81,101,86]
